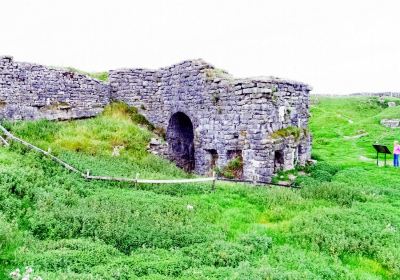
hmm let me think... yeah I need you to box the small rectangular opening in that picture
[225,150,243,179]
[206,149,219,169]
[205,149,219,176]
[274,150,284,172]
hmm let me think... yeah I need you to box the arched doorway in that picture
[167,112,195,171]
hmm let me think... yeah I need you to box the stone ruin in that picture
[0,56,312,182]
[0,56,109,120]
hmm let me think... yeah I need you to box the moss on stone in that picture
[204,68,233,81]
[271,126,308,140]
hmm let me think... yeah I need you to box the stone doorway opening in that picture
[167,112,195,171]
[205,149,219,175]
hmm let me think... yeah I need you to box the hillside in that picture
[0,97,400,279]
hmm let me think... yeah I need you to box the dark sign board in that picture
[373,144,391,154]
[372,144,391,166]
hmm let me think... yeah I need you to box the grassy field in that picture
[0,97,400,279]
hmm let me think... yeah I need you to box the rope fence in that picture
[215,177,297,189]
[0,123,216,190]
[0,123,297,189]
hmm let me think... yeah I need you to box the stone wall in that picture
[110,59,312,182]
[0,55,312,182]
[0,56,109,120]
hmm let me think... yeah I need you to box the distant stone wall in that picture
[0,56,109,120]
[351,92,400,98]
[110,60,312,182]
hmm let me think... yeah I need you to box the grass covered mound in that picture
[2,102,185,180]
[0,97,400,279]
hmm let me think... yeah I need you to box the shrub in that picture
[311,169,333,182]
[184,240,250,267]
[310,161,341,176]
[217,156,243,179]
[0,214,17,255]
[287,204,400,276]
[92,248,191,278]
[300,181,367,206]
[293,175,318,187]
[28,190,218,254]
[239,232,272,255]
[262,245,357,279]
[17,239,122,273]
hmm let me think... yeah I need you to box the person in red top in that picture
[394,141,400,167]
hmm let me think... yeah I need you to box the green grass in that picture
[0,98,400,279]
[64,67,109,82]
[310,96,400,166]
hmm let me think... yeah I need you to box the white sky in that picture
[1,0,399,94]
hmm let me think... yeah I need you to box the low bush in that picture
[217,156,243,179]
[311,169,333,182]
[93,248,192,278]
[293,175,318,187]
[262,245,358,279]
[239,232,272,255]
[310,161,341,176]
[301,181,367,206]
[287,204,400,276]
[17,239,122,273]
[184,240,250,267]
[0,214,17,256]
[28,190,218,254]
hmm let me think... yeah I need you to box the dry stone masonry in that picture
[381,119,400,128]
[1,56,312,182]
[0,56,109,120]
[109,59,312,182]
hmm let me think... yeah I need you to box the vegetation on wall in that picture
[204,68,233,81]
[216,156,243,179]
[270,126,308,140]
[64,67,109,82]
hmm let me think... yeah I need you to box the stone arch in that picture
[167,112,195,171]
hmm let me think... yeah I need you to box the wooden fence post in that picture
[252,175,257,185]
[0,135,9,146]
[212,171,216,192]
[135,173,139,188]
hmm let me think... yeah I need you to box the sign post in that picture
[372,144,391,166]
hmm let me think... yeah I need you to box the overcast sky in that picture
[1,0,399,94]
